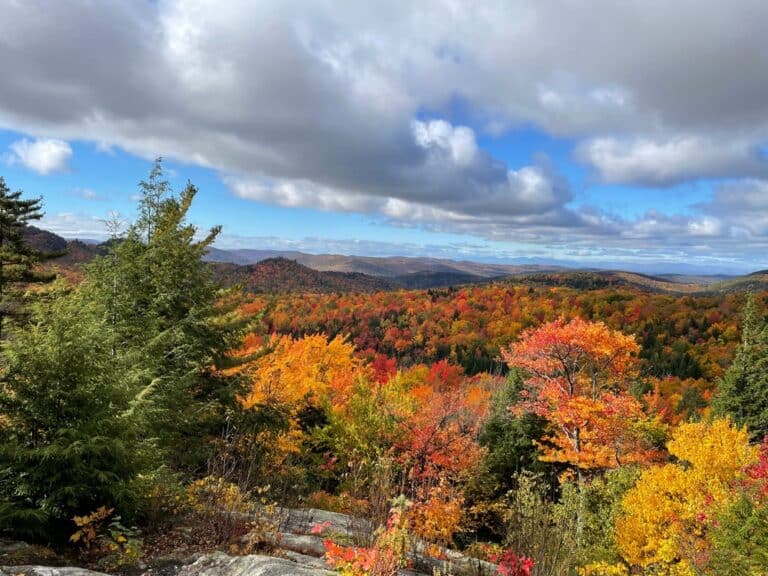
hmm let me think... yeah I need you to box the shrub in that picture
[577,561,628,576]
[306,490,370,517]
[70,506,142,571]
[502,472,578,576]
[325,498,411,576]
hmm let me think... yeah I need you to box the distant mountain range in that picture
[22,226,768,295]
[203,247,563,278]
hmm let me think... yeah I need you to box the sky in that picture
[2,1,768,273]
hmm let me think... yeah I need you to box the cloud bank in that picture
[2,0,768,265]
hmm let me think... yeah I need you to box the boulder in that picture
[2,553,334,576]
[274,534,328,558]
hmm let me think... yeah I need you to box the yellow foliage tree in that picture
[616,418,757,574]
[225,333,364,474]
[237,333,362,412]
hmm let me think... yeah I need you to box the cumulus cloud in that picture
[2,1,768,265]
[578,137,768,185]
[7,138,72,174]
[700,179,768,237]
[412,120,478,167]
[3,1,768,175]
[229,118,573,225]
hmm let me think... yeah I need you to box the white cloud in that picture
[229,177,379,213]
[8,138,72,175]
[686,216,722,237]
[39,212,109,239]
[3,1,768,267]
[412,120,478,167]
[590,87,631,108]
[700,179,768,236]
[227,117,572,225]
[578,136,767,185]
[74,188,102,200]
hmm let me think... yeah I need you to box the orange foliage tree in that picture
[234,333,363,412]
[222,332,366,478]
[322,359,493,547]
[396,362,489,484]
[502,318,663,472]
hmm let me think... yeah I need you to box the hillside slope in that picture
[212,257,399,293]
[509,270,712,294]
[708,270,768,293]
[204,248,563,278]
[23,226,106,268]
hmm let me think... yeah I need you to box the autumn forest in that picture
[1,163,768,576]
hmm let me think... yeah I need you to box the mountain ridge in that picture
[23,227,768,294]
[203,247,564,278]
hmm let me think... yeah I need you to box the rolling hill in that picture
[23,226,106,266]
[707,270,768,293]
[507,270,713,294]
[203,248,563,278]
[21,226,768,294]
[211,258,399,293]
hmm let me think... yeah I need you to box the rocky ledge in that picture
[2,552,333,576]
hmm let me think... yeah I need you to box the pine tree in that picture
[0,177,46,339]
[713,295,768,439]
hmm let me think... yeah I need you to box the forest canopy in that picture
[0,162,767,576]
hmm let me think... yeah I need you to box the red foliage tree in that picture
[502,318,663,471]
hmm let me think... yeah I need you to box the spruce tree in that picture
[0,177,46,340]
[0,289,143,539]
[713,295,768,439]
[0,160,245,539]
[87,158,245,472]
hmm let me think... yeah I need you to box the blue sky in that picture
[2,1,768,274]
[1,126,716,249]
[0,129,488,252]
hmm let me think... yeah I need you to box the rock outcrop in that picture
[1,506,497,576]
[2,553,334,576]
[175,552,334,576]
[1,568,111,576]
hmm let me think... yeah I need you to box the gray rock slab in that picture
[175,552,333,576]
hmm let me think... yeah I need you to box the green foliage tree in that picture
[463,371,554,540]
[568,466,639,567]
[86,158,245,472]
[0,159,246,540]
[713,295,768,439]
[478,370,551,493]
[0,177,48,339]
[0,289,144,539]
[502,472,579,576]
[707,494,768,575]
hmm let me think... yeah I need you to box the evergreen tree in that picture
[0,177,47,339]
[87,158,245,472]
[713,295,768,439]
[478,370,551,493]
[0,289,144,539]
[0,160,246,539]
